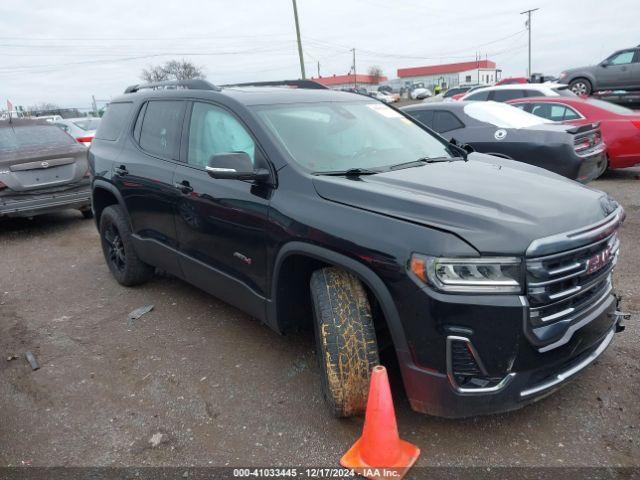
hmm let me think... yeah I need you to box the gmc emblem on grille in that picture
[586,248,612,274]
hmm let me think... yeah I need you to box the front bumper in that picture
[0,187,91,218]
[401,314,619,418]
[396,209,624,418]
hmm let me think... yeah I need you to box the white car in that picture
[410,87,432,100]
[52,117,101,146]
[35,115,63,122]
[371,90,396,103]
[460,83,576,102]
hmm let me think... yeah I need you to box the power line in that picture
[520,8,540,77]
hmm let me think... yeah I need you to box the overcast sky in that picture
[1,0,638,109]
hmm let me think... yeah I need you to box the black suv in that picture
[89,80,626,418]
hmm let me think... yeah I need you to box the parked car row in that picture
[421,80,640,174]
[508,97,640,171]
[402,101,607,182]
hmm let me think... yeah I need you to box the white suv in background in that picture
[460,83,577,102]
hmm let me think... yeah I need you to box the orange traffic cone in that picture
[340,365,420,480]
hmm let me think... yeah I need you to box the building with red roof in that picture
[397,59,500,89]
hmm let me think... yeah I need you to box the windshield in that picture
[73,118,101,131]
[252,101,453,173]
[464,101,552,129]
[587,98,637,115]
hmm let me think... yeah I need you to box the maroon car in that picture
[0,119,92,218]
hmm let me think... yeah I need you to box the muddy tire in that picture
[310,267,380,417]
[99,205,154,286]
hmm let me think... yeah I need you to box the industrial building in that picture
[396,59,500,89]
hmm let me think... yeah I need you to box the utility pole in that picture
[351,48,357,88]
[292,0,306,79]
[520,7,539,78]
[317,61,320,78]
[91,95,98,117]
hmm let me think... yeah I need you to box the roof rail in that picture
[124,79,221,94]
[223,79,328,90]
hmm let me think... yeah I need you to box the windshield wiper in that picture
[314,168,380,177]
[388,156,457,171]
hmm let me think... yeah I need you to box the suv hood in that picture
[312,153,611,255]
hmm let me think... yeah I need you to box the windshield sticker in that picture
[366,103,402,118]
[494,129,507,140]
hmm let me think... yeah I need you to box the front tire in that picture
[569,78,592,96]
[99,205,154,286]
[310,267,380,417]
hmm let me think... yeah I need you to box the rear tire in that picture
[310,267,380,418]
[569,78,592,96]
[99,205,154,286]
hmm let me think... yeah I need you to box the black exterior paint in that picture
[402,102,605,183]
[89,87,622,417]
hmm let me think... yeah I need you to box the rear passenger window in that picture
[95,102,132,141]
[530,103,582,121]
[138,101,185,160]
[464,91,490,101]
[492,90,526,102]
[434,111,464,133]
[410,109,434,128]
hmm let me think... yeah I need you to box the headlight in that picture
[409,254,523,293]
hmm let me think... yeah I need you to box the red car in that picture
[508,96,640,171]
[496,76,529,85]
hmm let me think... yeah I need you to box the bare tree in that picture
[141,59,206,83]
[28,102,61,112]
[367,66,384,83]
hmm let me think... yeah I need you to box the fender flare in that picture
[268,241,410,356]
[91,179,131,226]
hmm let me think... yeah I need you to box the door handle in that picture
[174,180,194,194]
[114,165,128,176]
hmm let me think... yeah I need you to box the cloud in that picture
[1,0,637,107]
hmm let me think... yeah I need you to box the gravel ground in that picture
[0,167,638,468]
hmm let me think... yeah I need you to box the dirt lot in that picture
[1,168,638,469]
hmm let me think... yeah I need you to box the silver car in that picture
[53,117,101,147]
[0,120,92,218]
[559,46,640,96]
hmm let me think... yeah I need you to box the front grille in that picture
[526,232,619,327]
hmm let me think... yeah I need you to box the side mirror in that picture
[600,61,608,68]
[205,152,270,182]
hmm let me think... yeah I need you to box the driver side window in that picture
[188,102,256,168]
[608,51,634,65]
